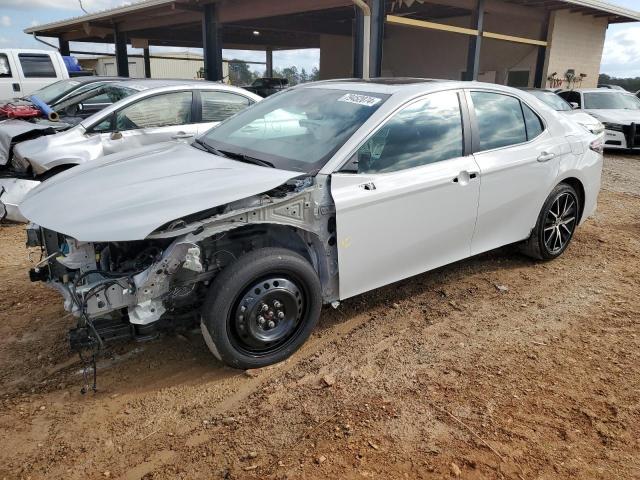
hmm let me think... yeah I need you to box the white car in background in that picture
[0,80,260,221]
[522,88,603,136]
[20,80,603,370]
[558,88,640,150]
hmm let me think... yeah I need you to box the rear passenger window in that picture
[471,92,527,151]
[522,104,544,140]
[201,91,251,122]
[0,54,11,78]
[18,54,57,78]
[355,90,464,174]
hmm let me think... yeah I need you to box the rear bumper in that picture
[0,177,40,222]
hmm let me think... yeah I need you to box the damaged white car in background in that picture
[0,80,259,221]
[20,80,603,386]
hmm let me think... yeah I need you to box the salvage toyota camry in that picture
[20,79,603,370]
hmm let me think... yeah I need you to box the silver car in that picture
[21,79,603,370]
[0,80,260,221]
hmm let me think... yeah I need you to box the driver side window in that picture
[115,91,193,131]
[351,91,463,174]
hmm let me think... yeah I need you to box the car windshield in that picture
[584,92,640,110]
[199,87,390,172]
[528,90,572,111]
[29,79,81,104]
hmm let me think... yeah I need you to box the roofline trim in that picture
[23,0,640,36]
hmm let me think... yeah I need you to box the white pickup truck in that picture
[0,49,69,101]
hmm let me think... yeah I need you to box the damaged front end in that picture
[27,174,337,353]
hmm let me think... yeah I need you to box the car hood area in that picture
[19,142,303,242]
[584,109,640,125]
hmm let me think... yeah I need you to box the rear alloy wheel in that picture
[201,248,322,369]
[521,183,580,260]
[542,191,578,256]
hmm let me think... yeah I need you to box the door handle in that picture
[537,152,556,162]
[452,171,479,184]
[172,132,194,139]
[12,83,20,93]
[358,181,376,191]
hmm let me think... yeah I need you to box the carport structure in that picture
[25,0,640,89]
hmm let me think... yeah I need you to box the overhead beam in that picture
[386,15,547,46]
[218,0,352,23]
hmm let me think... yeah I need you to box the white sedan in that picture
[0,80,260,221]
[21,80,603,369]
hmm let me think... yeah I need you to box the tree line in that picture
[228,60,320,86]
[598,74,640,93]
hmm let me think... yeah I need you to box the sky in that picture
[1,0,639,77]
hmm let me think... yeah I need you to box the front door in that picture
[466,90,567,255]
[331,90,481,300]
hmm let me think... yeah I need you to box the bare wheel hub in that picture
[233,277,304,351]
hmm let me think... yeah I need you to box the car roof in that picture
[110,79,251,92]
[564,88,634,94]
[299,78,532,98]
[70,76,127,84]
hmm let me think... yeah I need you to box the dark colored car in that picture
[243,77,289,97]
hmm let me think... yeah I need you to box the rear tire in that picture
[201,247,322,369]
[521,183,580,260]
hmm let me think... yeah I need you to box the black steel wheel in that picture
[201,248,322,369]
[521,183,581,260]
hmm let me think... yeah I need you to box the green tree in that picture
[228,60,258,86]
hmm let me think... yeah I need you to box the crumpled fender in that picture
[0,119,55,166]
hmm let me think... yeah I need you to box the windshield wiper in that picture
[193,138,227,157]
[218,150,275,168]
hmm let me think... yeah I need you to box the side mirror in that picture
[570,102,580,110]
[110,131,123,140]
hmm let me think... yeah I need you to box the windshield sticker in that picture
[338,93,382,107]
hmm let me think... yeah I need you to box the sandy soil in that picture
[0,153,638,480]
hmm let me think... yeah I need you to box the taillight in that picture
[589,138,604,154]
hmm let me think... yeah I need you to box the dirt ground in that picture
[0,153,638,480]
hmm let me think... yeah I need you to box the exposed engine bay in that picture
[27,175,338,390]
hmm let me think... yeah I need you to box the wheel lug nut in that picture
[240,306,247,312]
[267,320,276,329]
[261,304,269,312]
[273,300,282,308]
[277,311,285,319]
[257,316,265,325]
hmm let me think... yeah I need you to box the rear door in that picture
[331,90,481,300]
[467,90,567,255]
[100,90,197,154]
[196,89,254,134]
[15,53,64,96]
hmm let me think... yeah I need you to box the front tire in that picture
[521,183,580,260]
[201,247,322,369]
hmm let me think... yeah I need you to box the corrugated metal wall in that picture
[89,56,229,81]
